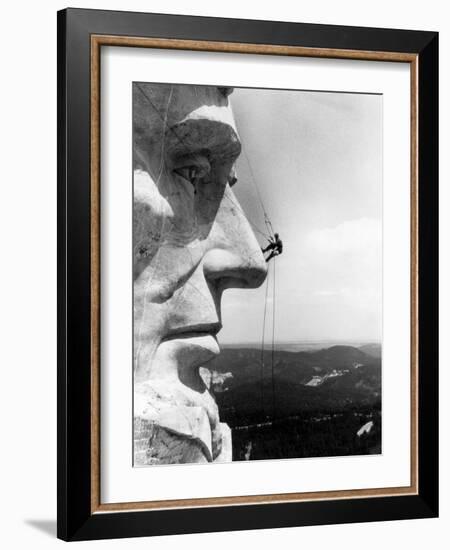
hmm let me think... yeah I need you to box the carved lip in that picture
[160,324,222,367]
[162,322,222,342]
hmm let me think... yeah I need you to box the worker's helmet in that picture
[274,232,279,238]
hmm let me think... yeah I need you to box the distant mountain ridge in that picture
[221,341,381,353]
[358,343,382,358]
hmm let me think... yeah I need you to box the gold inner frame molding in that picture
[90,35,419,514]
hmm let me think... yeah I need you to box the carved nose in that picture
[202,184,268,292]
[203,248,267,291]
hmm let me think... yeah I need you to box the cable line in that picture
[240,140,274,238]
[259,261,271,416]
[271,256,277,419]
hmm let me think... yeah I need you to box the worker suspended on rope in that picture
[262,232,283,262]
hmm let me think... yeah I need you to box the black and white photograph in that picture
[132,82,382,466]
[0,0,443,545]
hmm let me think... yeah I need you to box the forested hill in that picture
[206,344,381,427]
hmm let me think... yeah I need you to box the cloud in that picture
[301,218,382,312]
[306,218,381,255]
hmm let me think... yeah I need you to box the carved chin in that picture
[133,379,227,465]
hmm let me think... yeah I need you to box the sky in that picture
[218,87,382,345]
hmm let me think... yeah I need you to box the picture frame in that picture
[57,7,438,541]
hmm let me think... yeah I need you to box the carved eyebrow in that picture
[171,152,211,171]
[136,84,243,190]
[167,119,241,164]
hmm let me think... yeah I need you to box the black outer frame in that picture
[57,7,438,541]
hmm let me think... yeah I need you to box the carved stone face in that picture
[133,84,267,464]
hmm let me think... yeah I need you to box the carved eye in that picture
[173,165,201,186]
[172,155,211,192]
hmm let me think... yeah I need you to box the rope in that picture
[271,255,277,418]
[222,192,270,239]
[243,148,267,213]
[265,215,275,239]
[259,261,271,416]
[234,112,275,240]
[156,85,174,182]
[240,137,274,234]
[235,117,280,421]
